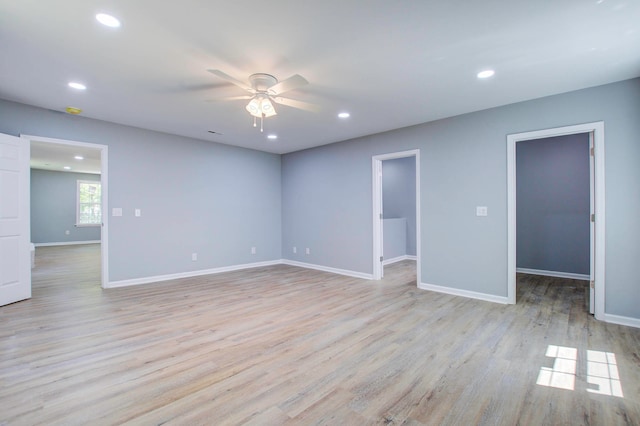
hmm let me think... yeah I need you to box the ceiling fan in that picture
[207,69,317,132]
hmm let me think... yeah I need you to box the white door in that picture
[0,133,31,306]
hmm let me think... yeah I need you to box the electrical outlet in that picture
[293,246,297,254]
[191,253,197,261]
[65,230,70,235]
[476,206,488,217]
[305,248,310,255]
[251,246,256,255]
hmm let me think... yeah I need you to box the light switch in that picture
[112,208,123,217]
[135,209,141,217]
[476,206,488,217]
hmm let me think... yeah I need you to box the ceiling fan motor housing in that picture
[249,73,278,94]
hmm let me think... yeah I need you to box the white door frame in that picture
[22,135,109,288]
[507,122,605,320]
[372,149,421,282]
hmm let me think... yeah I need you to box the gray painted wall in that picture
[383,157,417,256]
[383,218,407,260]
[0,99,282,282]
[281,78,640,319]
[516,134,590,275]
[31,169,101,244]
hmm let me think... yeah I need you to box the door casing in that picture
[507,122,605,319]
[22,134,109,288]
[372,149,421,281]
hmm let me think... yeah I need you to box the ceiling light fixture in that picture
[246,94,277,132]
[63,166,71,170]
[477,69,495,79]
[338,112,350,119]
[267,134,278,140]
[96,13,121,28]
[74,155,84,160]
[68,82,87,90]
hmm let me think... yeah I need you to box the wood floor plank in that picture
[1,244,639,425]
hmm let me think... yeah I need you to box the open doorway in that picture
[507,122,605,320]
[372,150,420,282]
[516,134,591,311]
[23,135,109,288]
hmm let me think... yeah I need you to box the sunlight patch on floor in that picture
[587,350,623,397]
[536,345,623,397]
[537,345,577,390]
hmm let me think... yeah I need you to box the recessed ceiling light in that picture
[338,112,350,119]
[68,82,87,90]
[63,166,71,170]
[74,155,84,160]
[96,13,121,28]
[267,134,278,140]
[477,69,495,79]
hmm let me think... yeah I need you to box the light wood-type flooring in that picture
[1,244,639,425]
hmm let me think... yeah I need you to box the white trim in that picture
[108,259,374,289]
[107,260,283,288]
[22,134,109,289]
[516,268,590,281]
[372,149,421,283]
[419,282,510,305]
[372,157,383,279]
[35,240,101,247]
[602,314,640,329]
[282,259,373,280]
[383,255,417,266]
[506,122,605,320]
[588,131,595,314]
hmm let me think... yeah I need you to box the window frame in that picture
[76,179,102,227]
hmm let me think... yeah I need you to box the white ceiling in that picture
[1,1,639,155]
[30,141,101,174]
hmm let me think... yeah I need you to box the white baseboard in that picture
[281,259,373,280]
[383,255,417,266]
[108,258,373,289]
[602,313,640,329]
[516,268,589,281]
[419,282,510,305]
[107,260,282,289]
[34,240,101,247]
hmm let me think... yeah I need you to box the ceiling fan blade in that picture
[272,96,319,112]
[269,74,308,95]
[207,69,253,92]
[206,95,253,102]
[218,95,254,101]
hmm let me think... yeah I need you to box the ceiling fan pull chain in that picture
[253,116,257,128]
[260,116,264,132]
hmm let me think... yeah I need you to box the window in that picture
[77,180,102,226]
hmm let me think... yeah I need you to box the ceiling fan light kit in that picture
[246,94,277,118]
